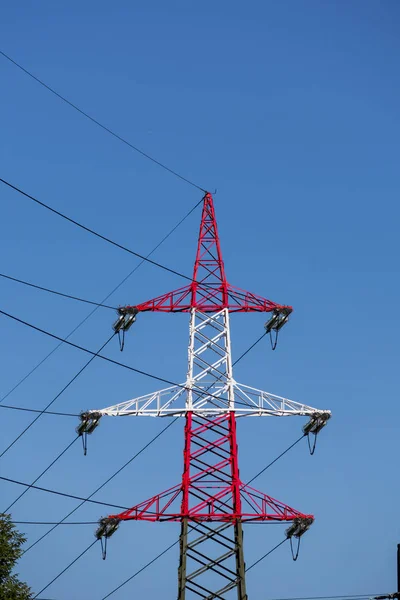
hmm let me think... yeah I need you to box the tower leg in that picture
[177,412,248,598]
[178,521,247,599]
[178,518,188,600]
[234,520,247,600]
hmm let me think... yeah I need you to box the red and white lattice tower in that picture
[81,193,330,599]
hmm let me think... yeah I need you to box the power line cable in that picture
[13,521,98,525]
[0,476,130,511]
[264,595,388,600]
[238,434,307,518]
[139,436,305,585]
[3,436,80,512]
[1,310,286,555]
[245,434,305,486]
[0,310,252,408]
[1,328,281,600]
[88,430,305,597]
[22,418,178,554]
[0,310,276,412]
[0,50,207,192]
[29,385,320,596]
[33,539,99,599]
[0,49,297,594]
[245,538,288,572]
[101,539,179,599]
[0,325,302,597]
[0,177,202,283]
[13,520,283,527]
[99,532,288,598]
[0,272,116,309]
[0,404,78,417]
[0,333,115,459]
[0,306,268,411]
[18,378,303,594]
[233,331,267,366]
[18,328,267,557]
[0,195,202,406]
[10,401,298,552]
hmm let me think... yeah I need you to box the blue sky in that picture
[1,1,400,598]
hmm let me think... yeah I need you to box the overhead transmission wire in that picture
[0,185,291,577]
[100,539,180,600]
[0,176,202,284]
[1,417,176,522]
[12,520,285,527]
[233,331,267,365]
[0,194,202,411]
[0,47,293,596]
[245,434,305,486]
[1,411,305,522]
[1,381,311,597]
[0,201,272,544]
[21,418,178,554]
[0,298,303,580]
[33,538,99,599]
[0,404,78,417]
[1,307,300,583]
[99,536,289,599]
[3,435,81,512]
[0,272,116,309]
[0,204,206,544]
[18,422,307,596]
[13,520,99,526]
[0,180,278,410]
[0,50,207,193]
[263,595,389,600]
[10,327,267,552]
[245,537,288,572]
[3,330,273,599]
[94,420,308,597]
[0,333,115,459]
[97,518,289,598]
[0,475,131,510]
[0,307,271,412]
[92,429,306,598]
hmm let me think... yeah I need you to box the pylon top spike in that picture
[192,192,227,286]
[119,191,292,314]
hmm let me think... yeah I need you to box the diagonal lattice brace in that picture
[178,521,248,600]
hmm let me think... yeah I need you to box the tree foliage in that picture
[0,514,32,599]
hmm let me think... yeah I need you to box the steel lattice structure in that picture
[79,193,331,599]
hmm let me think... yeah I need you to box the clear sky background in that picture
[1,2,399,599]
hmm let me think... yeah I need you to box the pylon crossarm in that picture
[84,385,186,417]
[119,282,291,314]
[83,383,330,419]
[239,484,312,521]
[226,284,291,314]
[233,383,332,418]
[103,479,313,524]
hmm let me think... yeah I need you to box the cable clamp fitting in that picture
[264,307,292,350]
[303,411,331,455]
[95,517,120,560]
[113,306,139,351]
[76,411,102,455]
[286,516,314,561]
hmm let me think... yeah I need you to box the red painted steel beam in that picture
[118,192,292,314]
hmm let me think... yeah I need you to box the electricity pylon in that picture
[79,193,330,599]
